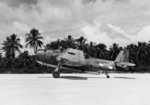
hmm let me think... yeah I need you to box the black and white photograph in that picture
[0,0,150,105]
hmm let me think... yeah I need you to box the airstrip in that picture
[0,73,150,105]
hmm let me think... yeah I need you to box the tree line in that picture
[0,28,149,73]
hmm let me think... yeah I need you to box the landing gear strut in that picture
[100,67,110,78]
[104,69,110,78]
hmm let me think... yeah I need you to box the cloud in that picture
[81,21,130,47]
[82,20,150,47]
[0,0,150,50]
[12,21,30,35]
[128,25,150,43]
[107,24,128,36]
[43,36,58,46]
[0,0,37,7]
[81,21,108,45]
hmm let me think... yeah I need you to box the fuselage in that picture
[36,49,127,72]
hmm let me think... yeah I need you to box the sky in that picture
[1,0,150,54]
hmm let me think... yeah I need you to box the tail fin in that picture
[115,50,129,62]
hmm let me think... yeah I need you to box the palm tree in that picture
[1,34,23,68]
[146,42,150,72]
[95,43,107,59]
[109,43,122,60]
[18,51,32,68]
[75,36,87,51]
[136,42,148,71]
[126,43,138,64]
[62,35,75,48]
[46,39,61,50]
[25,28,43,53]
[86,41,96,57]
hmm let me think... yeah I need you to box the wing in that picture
[36,60,101,74]
[36,60,83,72]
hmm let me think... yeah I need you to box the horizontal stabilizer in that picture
[116,62,135,66]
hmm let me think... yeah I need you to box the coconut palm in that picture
[95,43,107,59]
[62,35,75,48]
[75,36,87,51]
[25,28,43,53]
[146,42,150,68]
[46,39,61,50]
[126,44,138,63]
[1,34,23,68]
[109,43,122,60]
[18,51,32,68]
[86,42,96,57]
[136,42,148,71]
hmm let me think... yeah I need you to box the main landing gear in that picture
[52,61,63,78]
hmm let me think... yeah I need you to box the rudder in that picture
[115,50,129,62]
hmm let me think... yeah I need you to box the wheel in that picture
[52,71,60,78]
[107,75,110,78]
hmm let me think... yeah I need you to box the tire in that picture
[52,71,60,78]
[107,75,110,78]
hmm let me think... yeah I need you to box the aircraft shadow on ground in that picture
[114,77,136,79]
[38,76,107,80]
[60,76,88,80]
[38,76,88,80]
[60,76,110,80]
[38,76,136,80]
[38,76,52,78]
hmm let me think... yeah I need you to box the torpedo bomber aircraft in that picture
[36,48,135,78]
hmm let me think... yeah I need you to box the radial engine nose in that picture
[36,49,46,62]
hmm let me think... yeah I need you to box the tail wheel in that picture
[53,71,60,78]
[107,75,110,78]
